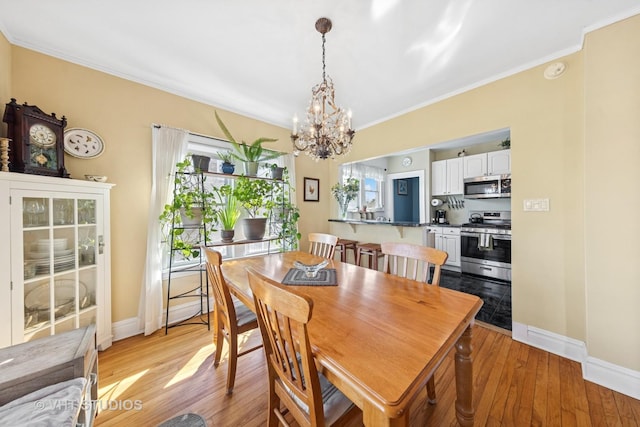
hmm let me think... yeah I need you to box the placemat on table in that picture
[281,268,337,286]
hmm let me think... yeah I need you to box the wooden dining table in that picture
[221,251,483,426]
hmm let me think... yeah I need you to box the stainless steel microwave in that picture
[463,174,511,199]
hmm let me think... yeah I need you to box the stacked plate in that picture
[25,245,76,275]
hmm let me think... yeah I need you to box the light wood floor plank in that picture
[94,323,640,426]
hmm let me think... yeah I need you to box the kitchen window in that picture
[340,164,386,211]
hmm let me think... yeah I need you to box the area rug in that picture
[158,413,207,427]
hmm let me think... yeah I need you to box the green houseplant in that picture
[331,177,360,219]
[159,157,219,259]
[215,111,281,176]
[233,176,275,240]
[271,168,300,250]
[216,185,242,243]
[217,150,235,174]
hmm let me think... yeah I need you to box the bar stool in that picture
[355,242,383,271]
[335,239,358,263]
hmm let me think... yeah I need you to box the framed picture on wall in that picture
[397,179,408,195]
[304,177,320,201]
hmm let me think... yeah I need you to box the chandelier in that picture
[291,18,355,160]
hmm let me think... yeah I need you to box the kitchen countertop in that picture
[329,219,430,227]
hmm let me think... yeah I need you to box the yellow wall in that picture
[584,15,640,369]
[0,32,10,136]
[7,47,327,322]
[3,14,639,373]
[329,15,640,372]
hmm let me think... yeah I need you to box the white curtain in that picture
[138,125,189,335]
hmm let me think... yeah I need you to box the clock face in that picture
[29,123,57,148]
[402,156,412,167]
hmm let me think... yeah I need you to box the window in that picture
[340,164,386,211]
[163,133,295,275]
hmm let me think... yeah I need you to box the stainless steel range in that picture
[460,211,511,281]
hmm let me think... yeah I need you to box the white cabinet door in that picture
[446,158,463,195]
[0,173,113,350]
[488,149,511,175]
[463,153,487,178]
[442,235,461,267]
[431,160,447,196]
[432,158,463,195]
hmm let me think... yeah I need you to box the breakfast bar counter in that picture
[329,218,430,238]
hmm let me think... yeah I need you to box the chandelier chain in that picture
[322,34,326,83]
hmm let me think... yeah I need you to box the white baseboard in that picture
[111,297,214,342]
[512,321,640,400]
[512,322,587,362]
[584,356,640,400]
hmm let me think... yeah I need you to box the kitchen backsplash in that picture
[431,197,511,224]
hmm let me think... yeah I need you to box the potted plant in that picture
[215,185,242,243]
[191,154,211,172]
[271,167,300,250]
[217,151,235,174]
[215,111,281,176]
[331,177,360,219]
[499,137,511,149]
[159,157,219,259]
[265,162,285,180]
[233,176,275,240]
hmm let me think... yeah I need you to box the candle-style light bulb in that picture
[292,115,298,135]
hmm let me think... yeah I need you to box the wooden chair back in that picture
[308,233,338,259]
[380,242,448,285]
[247,268,326,426]
[205,248,236,331]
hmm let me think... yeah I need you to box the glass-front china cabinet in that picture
[0,172,113,350]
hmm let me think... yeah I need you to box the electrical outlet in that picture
[523,198,549,211]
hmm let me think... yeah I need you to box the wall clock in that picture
[402,156,412,167]
[2,98,69,177]
[64,128,105,159]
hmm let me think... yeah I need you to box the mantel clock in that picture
[2,98,70,177]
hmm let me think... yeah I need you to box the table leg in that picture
[454,325,475,426]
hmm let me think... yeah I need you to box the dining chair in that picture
[380,242,449,405]
[307,233,338,260]
[204,248,262,395]
[247,268,362,427]
[381,242,449,286]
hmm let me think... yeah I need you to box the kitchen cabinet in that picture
[425,226,461,269]
[432,158,463,195]
[463,149,511,178]
[0,172,113,350]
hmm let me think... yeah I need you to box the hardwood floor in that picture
[95,323,640,426]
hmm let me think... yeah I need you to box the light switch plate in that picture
[523,198,549,211]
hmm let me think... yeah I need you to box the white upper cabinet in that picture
[432,158,463,195]
[463,153,487,178]
[487,149,511,175]
[463,149,511,178]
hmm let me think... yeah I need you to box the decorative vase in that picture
[242,217,267,240]
[243,161,259,176]
[339,203,349,219]
[220,229,235,243]
[191,155,210,172]
[221,162,235,174]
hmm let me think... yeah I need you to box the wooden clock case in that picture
[3,98,69,178]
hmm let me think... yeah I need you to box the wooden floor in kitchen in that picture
[95,322,640,427]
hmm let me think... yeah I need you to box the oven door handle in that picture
[491,235,511,241]
[461,232,479,237]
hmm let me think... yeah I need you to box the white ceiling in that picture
[1,1,639,131]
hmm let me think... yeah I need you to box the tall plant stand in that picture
[165,171,210,333]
